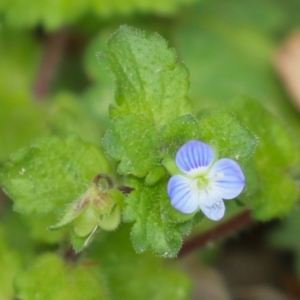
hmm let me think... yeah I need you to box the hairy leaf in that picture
[0,135,110,215]
[98,25,192,127]
[103,113,163,178]
[123,178,194,257]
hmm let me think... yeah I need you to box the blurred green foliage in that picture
[1,0,300,298]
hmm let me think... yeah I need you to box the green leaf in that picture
[1,0,195,30]
[1,0,89,31]
[0,93,46,162]
[22,213,67,245]
[84,30,114,83]
[198,111,259,207]
[253,168,298,220]
[103,113,163,178]
[0,227,22,299]
[0,208,35,263]
[233,98,299,169]
[161,114,200,160]
[198,111,258,164]
[161,112,257,167]
[0,28,41,93]
[0,134,111,215]
[232,98,299,220]
[46,92,103,145]
[14,253,107,300]
[88,224,191,300]
[123,178,194,257]
[0,29,47,161]
[98,25,192,127]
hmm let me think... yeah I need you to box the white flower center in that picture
[189,170,225,193]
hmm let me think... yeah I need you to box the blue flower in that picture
[167,140,245,221]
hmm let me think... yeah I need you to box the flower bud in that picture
[49,179,123,239]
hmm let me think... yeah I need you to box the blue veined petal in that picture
[198,190,225,221]
[175,140,215,174]
[208,158,245,199]
[167,175,198,214]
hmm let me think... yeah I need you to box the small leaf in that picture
[232,98,299,169]
[123,178,194,257]
[161,112,257,170]
[98,25,192,127]
[0,134,111,215]
[48,201,83,231]
[103,114,162,178]
[161,114,200,160]
[198,111,258,165]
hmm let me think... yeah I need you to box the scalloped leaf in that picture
[198,111,258,165]
[0,134,110,215]
[98,25,192,127]
[103,113,162,178]
[123,178,194,257]
[161,114,200,159]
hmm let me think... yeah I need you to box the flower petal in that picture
[208,158,245,199]
[175,140,215,175]
[167,175,198,214]
[198,191,225,221]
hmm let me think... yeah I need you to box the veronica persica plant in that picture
[167,140,245,221]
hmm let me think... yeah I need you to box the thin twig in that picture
[178,210,254,257]
[33,28,69,99]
